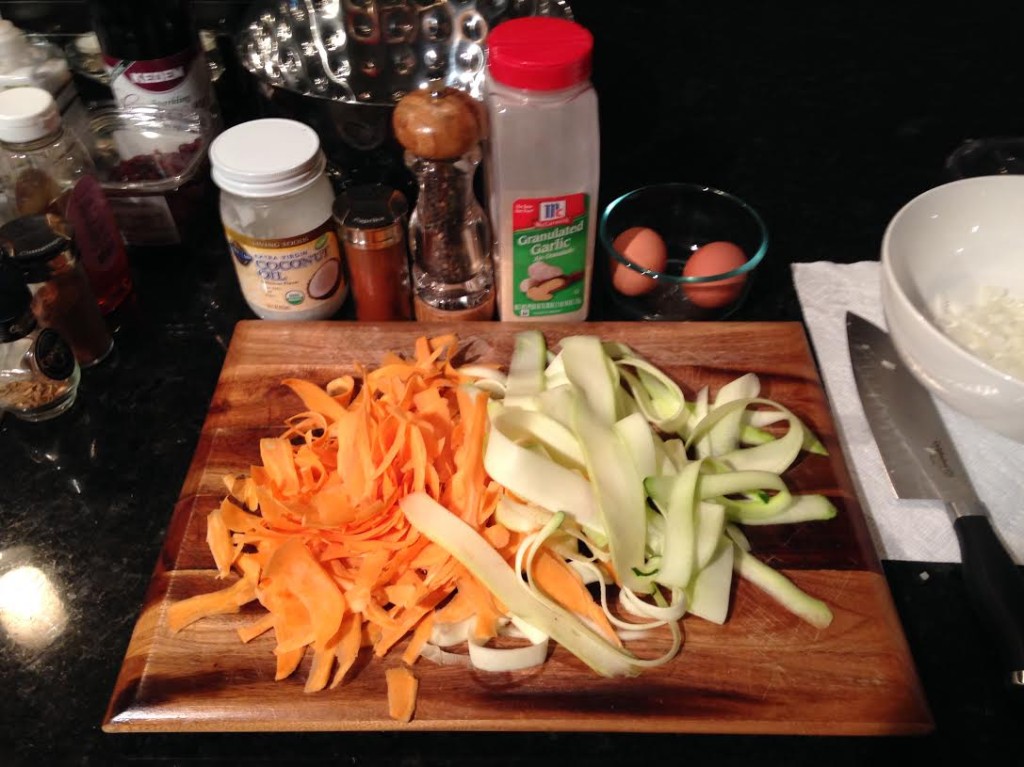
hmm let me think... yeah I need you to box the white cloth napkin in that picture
[792,261,1024,563]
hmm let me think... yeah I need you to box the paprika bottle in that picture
[333,184,413,322]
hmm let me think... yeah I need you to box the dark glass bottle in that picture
[0,214,114,367]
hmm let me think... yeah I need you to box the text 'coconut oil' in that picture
[209,118,347,321]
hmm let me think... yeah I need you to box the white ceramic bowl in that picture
[881,175,1024,443]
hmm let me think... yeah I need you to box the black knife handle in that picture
[954,514,1024,686]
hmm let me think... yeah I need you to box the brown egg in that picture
[682,240,748,309]
[610,226,668,296]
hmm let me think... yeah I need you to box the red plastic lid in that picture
[486,17,593,91]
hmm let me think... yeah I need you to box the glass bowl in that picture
[79,105,213,247]
[598,183,768,320]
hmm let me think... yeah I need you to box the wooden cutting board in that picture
[103,321,932,735]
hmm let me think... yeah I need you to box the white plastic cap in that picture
[0,86,61,143]
[209,118,325,198]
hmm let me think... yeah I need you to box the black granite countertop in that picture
[4,2,1024,764]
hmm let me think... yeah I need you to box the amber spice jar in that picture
[333,184,412,322]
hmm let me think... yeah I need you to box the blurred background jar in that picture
[87,0,220,130]
[0,213,113,367]
[0,86,132,314]
[0,259,79,422]
[0,19,77,116]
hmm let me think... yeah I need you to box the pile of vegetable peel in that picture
[167,331,838,722]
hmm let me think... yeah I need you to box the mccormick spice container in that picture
[0,213,113,367]
[0,19,76,113]
[0,259,79,422]
[209,119,347,321]
[333,184,412,322]
[484,18,599,322]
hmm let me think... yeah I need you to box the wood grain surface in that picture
[103,321,933,735]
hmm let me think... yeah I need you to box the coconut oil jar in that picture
[209,118,346,320]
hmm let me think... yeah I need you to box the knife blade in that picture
[847,311,1024,687]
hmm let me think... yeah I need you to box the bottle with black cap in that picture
[0,259,79,422]
[0,213,114,367]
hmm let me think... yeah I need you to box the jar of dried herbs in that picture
[0,259,79,421]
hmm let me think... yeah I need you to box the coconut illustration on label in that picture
[308,258,342,300]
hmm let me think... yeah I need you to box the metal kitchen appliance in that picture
[235,0,574,183]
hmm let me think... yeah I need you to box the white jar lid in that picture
[209,118,326,198]
[0,86,60,143]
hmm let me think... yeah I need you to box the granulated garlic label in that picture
[509,194,589,318]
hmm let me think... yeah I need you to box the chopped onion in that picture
[934,287,1024,380]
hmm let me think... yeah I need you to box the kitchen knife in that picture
[846,311,1024,687]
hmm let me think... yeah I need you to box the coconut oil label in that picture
[225,220,346,316]
[510,193,588,318]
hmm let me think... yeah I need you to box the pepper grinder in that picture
[392,84,495,321]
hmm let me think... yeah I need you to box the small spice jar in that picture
[333,184,412,322]
[0,213,113,367]
[0,259,79,421]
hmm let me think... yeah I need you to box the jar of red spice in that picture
[333,184,413,322]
